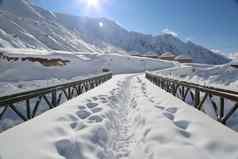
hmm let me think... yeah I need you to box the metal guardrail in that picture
[0,73,112,123]
[146,72,238,125]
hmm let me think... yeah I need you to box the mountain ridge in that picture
[0,0,231,64]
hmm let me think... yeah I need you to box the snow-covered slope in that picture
[0,0,96,52]
[0,0,230,64]
[1,74,238,159]
[154,63,238,91]
[56,14,230,64]
[0,48,174,97]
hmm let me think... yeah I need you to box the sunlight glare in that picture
[99,22,104,27]
[87,0,99,8]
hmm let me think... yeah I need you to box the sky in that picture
[32,0,238,53]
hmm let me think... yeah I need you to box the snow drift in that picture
[154,63,238,91]
[0,48,174,96]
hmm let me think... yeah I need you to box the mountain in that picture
[0,0,231,64]
[0,0,96,52]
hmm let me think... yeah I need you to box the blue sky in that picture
[32,0,238,53]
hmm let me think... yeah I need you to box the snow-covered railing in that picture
[146,72,238,125]
[0,72,112,130]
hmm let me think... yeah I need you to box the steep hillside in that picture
[0,0,96,52]
[56,14,230,64]
[0,0,231,64]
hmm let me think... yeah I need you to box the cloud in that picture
[161,28,178,37]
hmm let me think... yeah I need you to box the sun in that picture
[87,0,99,8]
[99,22,104,27]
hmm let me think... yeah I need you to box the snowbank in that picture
[0,74,238,159]
[0,48,174,96]
[155,63,238,91]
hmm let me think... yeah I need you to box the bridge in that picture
[0,72,112,131]
[0,72,238,132]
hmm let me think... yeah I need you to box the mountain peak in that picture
[0,4,231,64]
[0,0,42,19]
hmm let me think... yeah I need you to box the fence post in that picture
[195,89,200,108]
[52,89,57,107]
[26,99,31,119]
[219,97,224,122]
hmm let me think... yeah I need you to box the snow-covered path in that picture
[1,74,238,159]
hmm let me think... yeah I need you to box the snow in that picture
[0,0,230,64]
[57,14,230,64]
[0,1,237,158]
[1,74,238,159]
[154,63,238,91]
[153,63,238,131]
[175,54,192,60]
[0,48,174,96]
[159,52,176,58]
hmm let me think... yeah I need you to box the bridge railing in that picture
[146,72,238,125]
[0,72,112,130]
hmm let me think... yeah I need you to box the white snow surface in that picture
[0,48,174,96]
[0,74,238,159]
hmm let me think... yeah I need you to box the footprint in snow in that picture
[92,97,98,101]
[55,139,83,158]
[177,129,191,138]
[76,110,91,119]
[101,100,108,104]
[174,120,190,130]
[55,139,72,158]
[99,97,107,101]
[70,121,86,131]
[154,105,165,110]
[143,128,152,138]
[108,96,118,102]
[98,96,108,103]
[91,107,103,113]
[98,95,108,98]
[57,114,78,122]
[110,89,118,95]
[86,99,92,103]
[88,115,103,123]
[166,107,178,114]
[86,102,98,109]
[149,99,155,103]
[78,105,86,110]
[163,112,175,121]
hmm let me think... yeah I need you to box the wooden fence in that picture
[0,73,112,126]
[146,72,238,125]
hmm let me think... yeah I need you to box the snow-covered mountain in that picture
[0,0,96,52]
[0,0,231,64]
